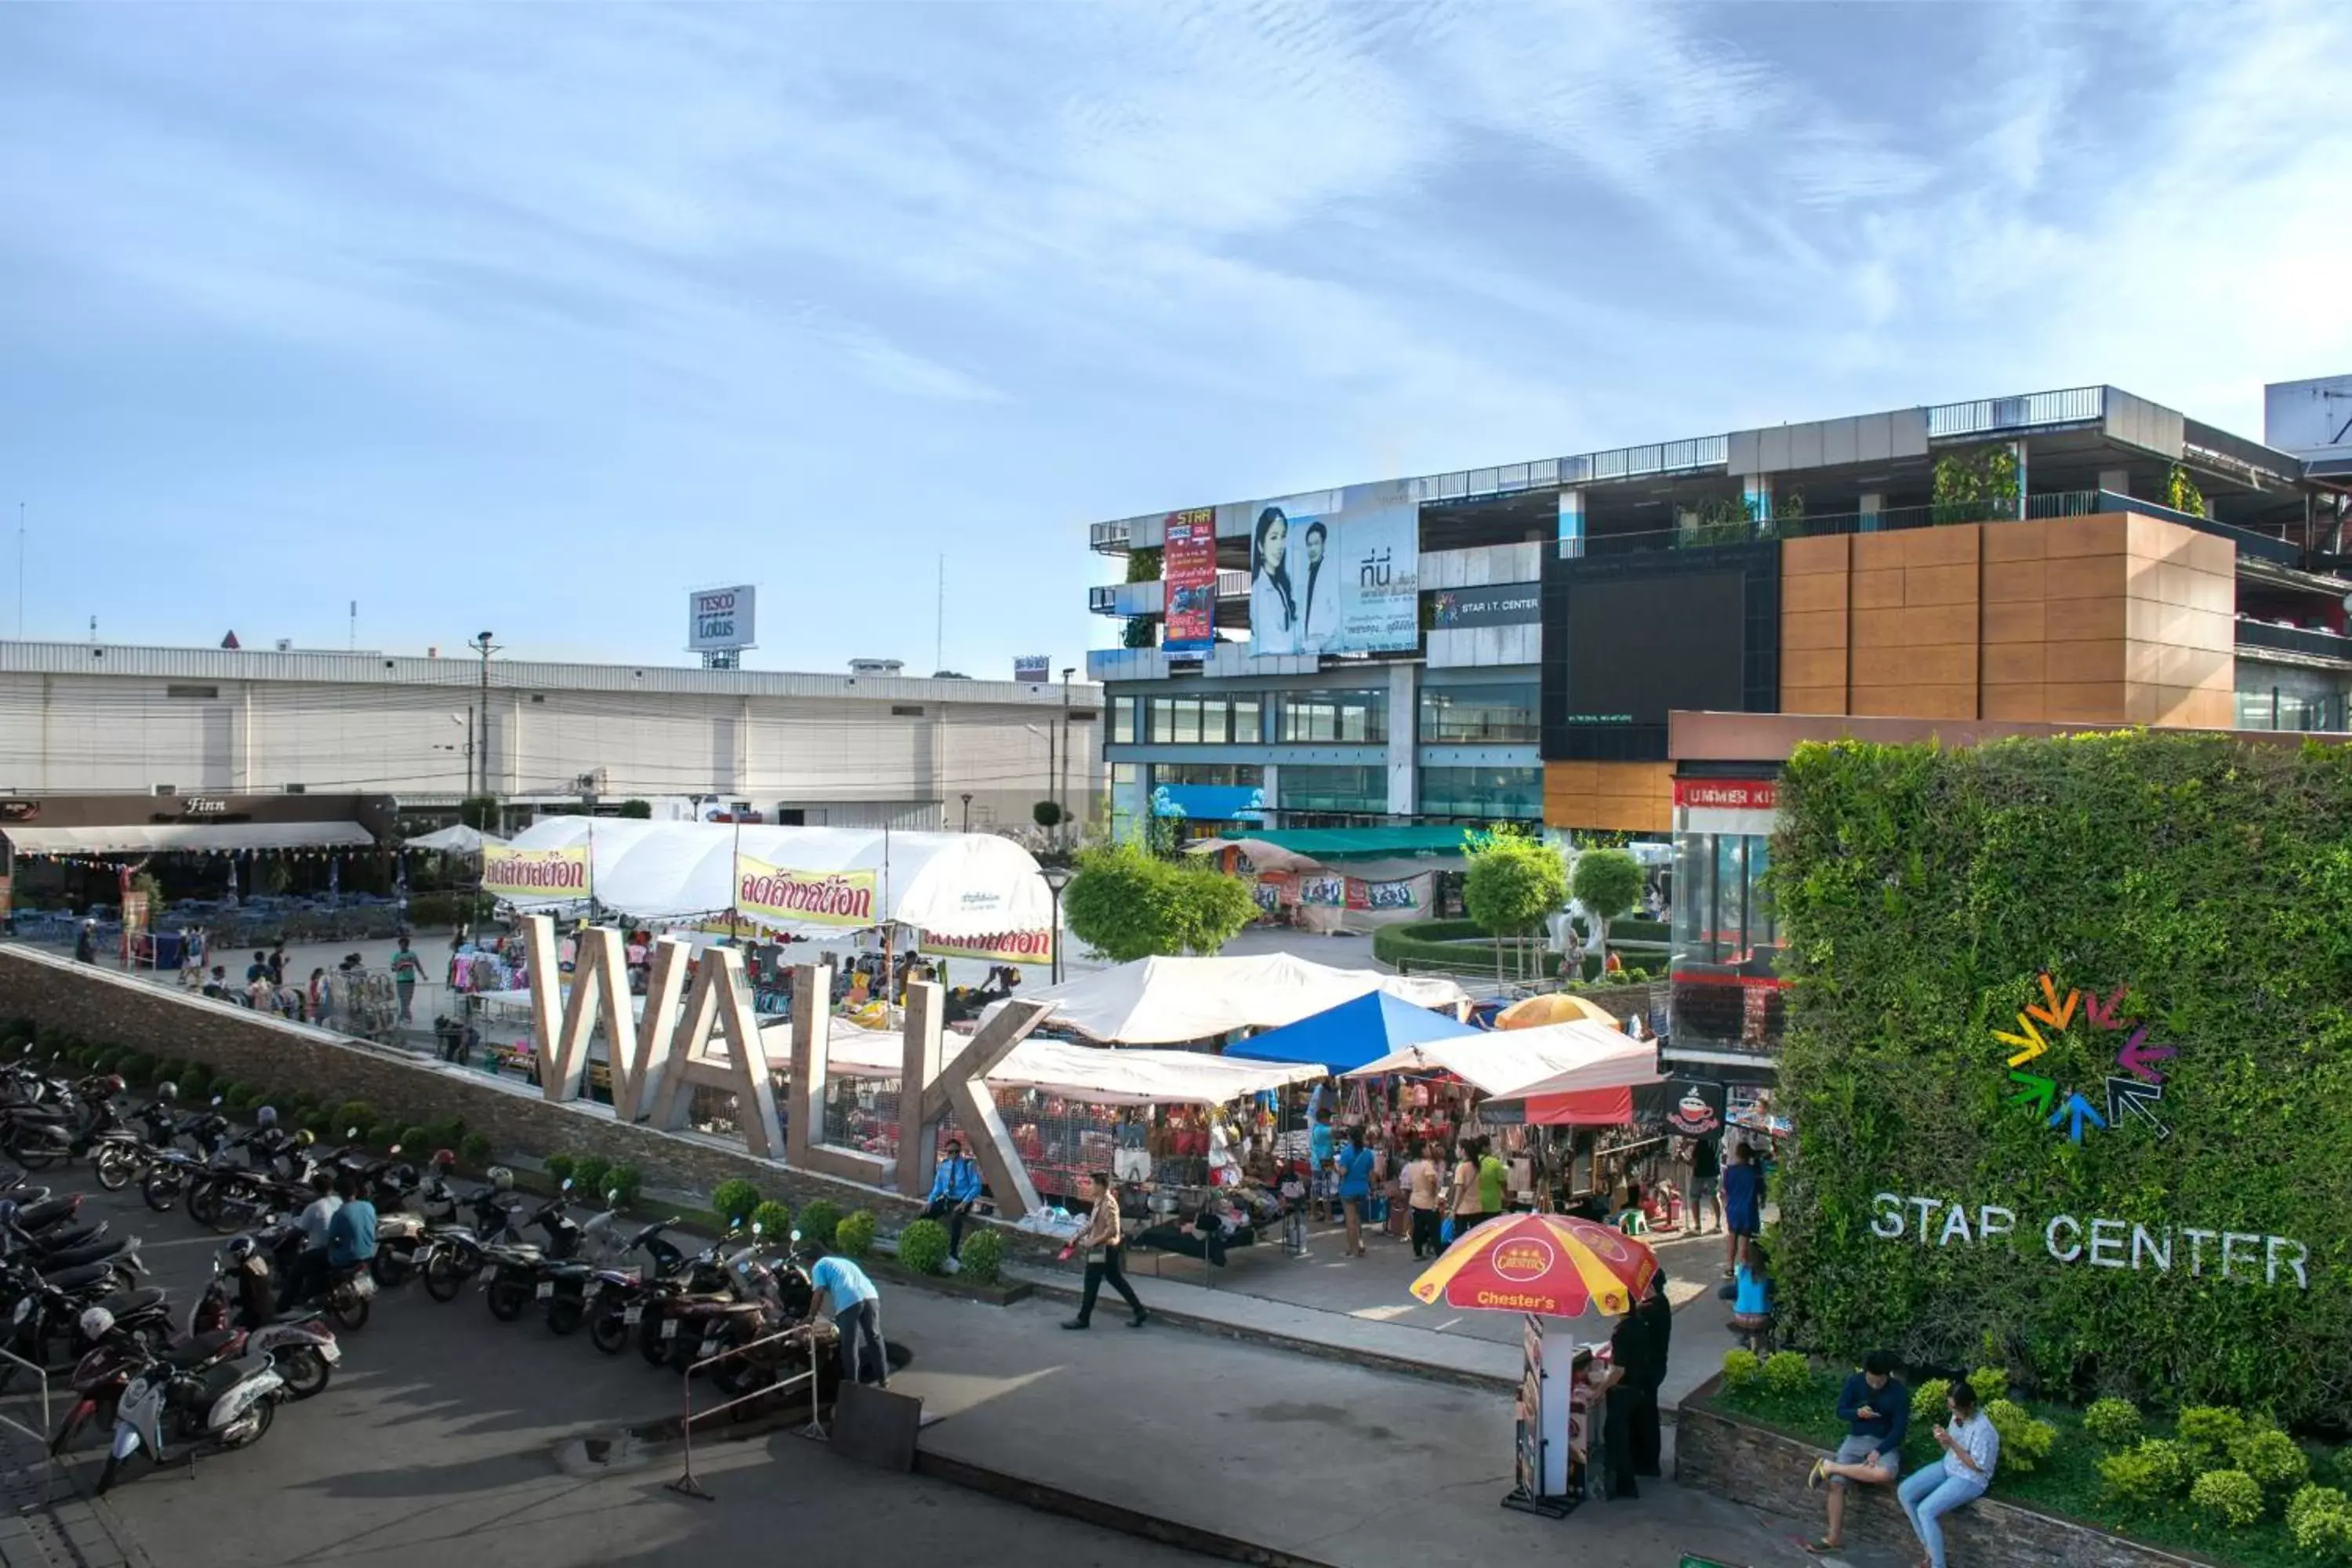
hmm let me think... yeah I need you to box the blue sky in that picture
[3,2,2347,677]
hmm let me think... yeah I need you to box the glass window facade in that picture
[1153,763,1262,788]
[1279,764,1390,815]
[1109,697,1135,745]
[1275,688,1388,744]
[1144,692,1261,744]
[1419,683,1540,743]
[2234,665,2350,732]
[1418,765,1541,820]
[1668,830,1786,1056]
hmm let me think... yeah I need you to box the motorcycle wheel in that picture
[637,1311,672,1367]
[328,1288,370,1333]
[710,1334,764,1398]
[94,1452,125,1497]
[205,1192,247,1236]
[11,1136,57,1172]
[93,1147,135,1192]
[371,1250,410,1289]
[485,1276,530,1323]
[277,1346,331,1400]
[546,1296,584,1337]
[185,1181,220,1228]
[48,1400,95,1457]
[140,1168,180,1214]
[218,1393,275,1450]
[589,1308,630,1356]
[423,1252,468,1304]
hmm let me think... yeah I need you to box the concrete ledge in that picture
[913,1448,1344,1568]
[1675,1375,2220,1568]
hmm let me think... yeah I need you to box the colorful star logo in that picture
[1997,974,2177,1143]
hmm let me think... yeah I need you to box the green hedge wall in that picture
[1772,731,2352,1425]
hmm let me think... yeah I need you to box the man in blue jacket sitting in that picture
[921,1138,985,1268]
[1806,1348,1911,1554]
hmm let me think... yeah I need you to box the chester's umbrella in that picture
[1407,1212,1657,1318]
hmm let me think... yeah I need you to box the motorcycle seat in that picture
[42,1261,117,1293]
[97,1288,167,1319]
[166,1329,241,1369]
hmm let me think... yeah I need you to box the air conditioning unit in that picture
[151,784,176,797]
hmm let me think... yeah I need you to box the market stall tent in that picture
[798,1024,1319,1104]
[494,818,1054,938]
[405,823,506,854]
[1225,989,1479,1073]
[989,953,1467,1046]
[1343,1019,1660,1098]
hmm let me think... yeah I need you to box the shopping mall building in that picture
[1086,376,2352,1076]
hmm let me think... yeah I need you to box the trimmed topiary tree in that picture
[832,1210,875,1258]
[896,1218,950,1275]
[750,1200,793,1240]
[797,1200,844,1252]
[958,1228,1006,1285]
[604,1163,643,1207]
[1772,732,2352,1427]
[571,1155,612,1198]
[710,1178,762,1228]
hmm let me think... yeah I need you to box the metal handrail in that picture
[0,1343,55,1457]
[666,1322,823,1501]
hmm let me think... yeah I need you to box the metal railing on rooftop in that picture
[2235,619,2352,662]
[1925,386,2103,439]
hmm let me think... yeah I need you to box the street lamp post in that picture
[1058,666,1074,848]
[960,793,973,833]
[470,631,500,807]
[1039,863,1073,985]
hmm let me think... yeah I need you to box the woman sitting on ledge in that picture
[1898,1380,2000,1568]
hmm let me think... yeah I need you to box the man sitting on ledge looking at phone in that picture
[1805,1348,1911,1555]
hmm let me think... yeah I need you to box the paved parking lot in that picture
[1,1175,1192,1568]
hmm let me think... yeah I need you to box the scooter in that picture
[482,1181,583,1323]
[419,1185,524,1304]
[96,1345,284,1495]
[543,1187,632,1335]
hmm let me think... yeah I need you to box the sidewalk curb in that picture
[1015,1273,1520,1397]
[911,1448,1345,1568]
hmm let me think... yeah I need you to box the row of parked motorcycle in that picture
[0,1044,904,1494]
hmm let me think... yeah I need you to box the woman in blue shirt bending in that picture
[1334,1131,1375,1259]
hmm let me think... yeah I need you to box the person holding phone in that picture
[1896,1381,2000,1568]
[1806,1349,1911,1554]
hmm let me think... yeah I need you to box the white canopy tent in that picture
[814,1025,1317,1104]
[1343,1019,1661,1098]
[495,818,1054,938]
[405,823,506,854]
[985,953,1467,1046]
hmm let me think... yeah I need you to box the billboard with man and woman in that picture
[1247,500,1417,658]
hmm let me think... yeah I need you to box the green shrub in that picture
[1967,1366,2010,1405]
[750,1200,793,1240]
[396,1126,429,1154]
[183,1064,218,1097]
[571,1155,612,1196]
[2336,1446,2352,1490]
[545,1153,576,1185]
[896,1218,950,1275]
[2230,1426,2311,1490]
[460,1131,493,1167]
[2100,1438,2197,1504]
[1984,1399,2056,1475]
[1761,1352,1813,1397]
[114,1053,154,1086]
[959,1227,1005,1284]
[833,1210,875,1258]
[1722,1349,1762,1389]
[2189,1468,2265,1529]
[2082,1398,2142,1446]
[604,1163,643,1207]
[797,1200,844,1250]
[2288,1485,2352,1559]
[300,1109,336,1138]
[425,1114,466,1151]
[710,1179,763,1225]
[2178,1406,2248,1460]
[332,1101,376,1140]
[1911,1378,1951,1418]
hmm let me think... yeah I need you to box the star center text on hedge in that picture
[1869,1194,2310,1288]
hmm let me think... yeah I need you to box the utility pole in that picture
[960,793,972,833]
[472,631,499,808]
[1059,666,1075,848]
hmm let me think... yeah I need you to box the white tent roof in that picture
[498,818,1053,938]
[1345,1019,1660,1098]
[987,953,1467,1046]
[816,1028,1314,1103]
[405,823,506,853]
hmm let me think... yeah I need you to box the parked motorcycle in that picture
[186,1246,342,1400]
[482,1181,583,1323]
[419,1177,525,1304]
[252,1220,375,1333]
[372,1151,461,1287]
[633,1226,761,1367]
[543,1186,633,1335]
[582,1216,688,1356]
[95,1334,284,1495]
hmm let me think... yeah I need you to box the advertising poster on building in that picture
[735,856,877,930]
[482,846,592,902]
[1160,508,1220,652]
[1247,500,1417,657]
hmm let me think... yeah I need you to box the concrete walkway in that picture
[878,1285,1816,1568]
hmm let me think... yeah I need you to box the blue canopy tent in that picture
[1225,989,1479,1074]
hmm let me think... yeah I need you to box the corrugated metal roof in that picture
[0,641,1096,705]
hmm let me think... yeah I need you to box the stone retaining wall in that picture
[0,945,953,1235]
[1674,1377,2212,1568]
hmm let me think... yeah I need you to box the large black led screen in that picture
[1563,571,1746,727]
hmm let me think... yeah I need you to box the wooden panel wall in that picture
[1543,760,1674,833]
[1848,524,1980,720]
[2125,517,2235,728]
[1779,535,1850,714]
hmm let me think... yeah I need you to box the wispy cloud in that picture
[0,2,2345,668]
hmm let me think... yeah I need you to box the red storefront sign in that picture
[1671,779,1777,811]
